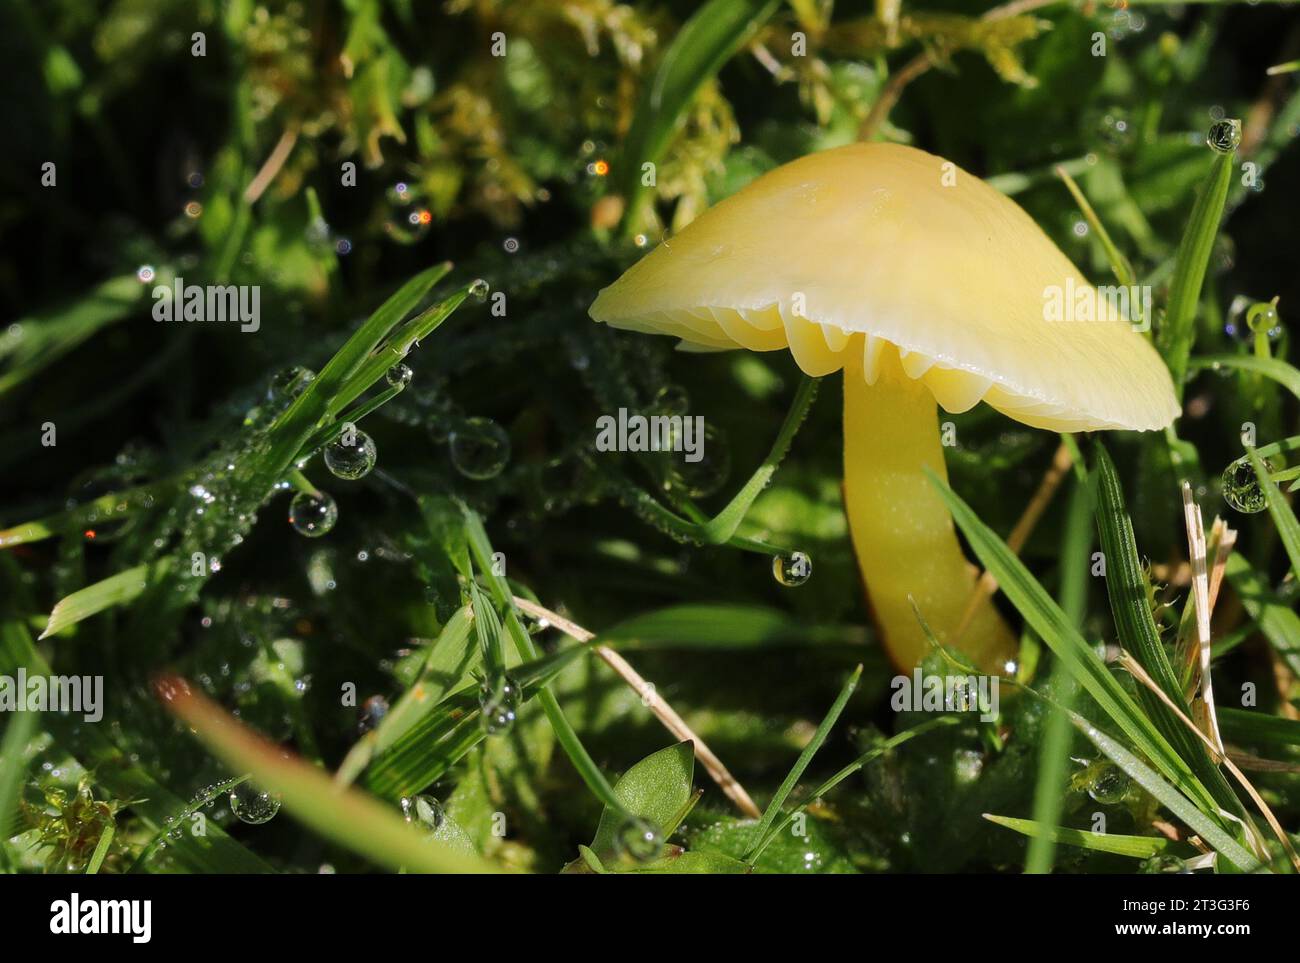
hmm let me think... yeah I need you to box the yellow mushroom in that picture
[590,143,1179,673]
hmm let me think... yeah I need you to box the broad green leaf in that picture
[986,814,1169,858]
[627,850,751,874]
[591,741,695,857]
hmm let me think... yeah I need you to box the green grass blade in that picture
[1247,445,1300,582]
[1223,553,1300,678]
[85,822,115,874]
[1189,354,1300,401]
[0,709,38,863]
[1092,442,1241,814]
[156,674,499,873]
[1219,707,1300,751]
[926,468,1222,818]
[988,814,1170,858]
[1026,470,1094,874]
[1067,708,1261,872]
[617,0,781,231]
[40,561,169,639]
[1158,122,1237,397]
[741,664,862,862]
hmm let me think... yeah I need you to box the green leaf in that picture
[986,815,1170,858]
[926,468,1223,820]
[1219,707,1300,750]
[617,0,781,230]
[627,850,751,874]
[156,674,498,874]
[591,741,695,857]
[1158,125,1237,396]
[40,562,166,639]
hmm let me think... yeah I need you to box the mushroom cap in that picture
[590,143,1179,432]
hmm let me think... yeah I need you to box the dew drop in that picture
[400,794,445,832]
[269,366,315,402]
[289,491,338,537]
[614,815,663,863]
[449,417,511,480]
[324,431,377,480]
[358,695,389,734]
[1086,764,1130,805]
[1221,456,1270,514]
[772,550,813,587]
[478,674,521,735]
[1207,118,1241,153]
[386,363,413,388]
[229,782,281,824]
[469,278,490,302]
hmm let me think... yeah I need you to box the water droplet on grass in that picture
[1207,119,1241,153]
[615,816,663,862]
[1087,764,1130,805]
[386,363,413,388]
[449,417,510,480]
[773,550,812,587]
[479,674,521,734]
[400,794,445,831]
[1222,456,1270,513]
[324,431,377,480]
[469,278,489,302]
[289,491,338,536]
[269,366,315,402]
[230,782,281,824]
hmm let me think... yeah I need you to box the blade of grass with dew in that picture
[126,775,248,873]
[750,715,958,861]
[362,645,584,801]
[741,664,862,863]
[617,0,781,232]
[1189,354,1300,402]
[1222,552,1300,678]
[927,468,1224,819]
[336,605,480,784]
[154,675,498,873]
[1247,445,1300,582]
[1092,442,1243,815]
[1158,120,1237,397]
[469,580,507,678]
[1026,470,1094,874]
[1065,707,1262,872]
[0,479,172,549]
[986,815,1170,859]
[461,505,626,813]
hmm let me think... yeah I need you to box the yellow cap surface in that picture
[590,143,1179,432]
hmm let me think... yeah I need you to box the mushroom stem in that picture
[843,349,1019,672]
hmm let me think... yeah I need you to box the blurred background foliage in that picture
[1,0,1299,874]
